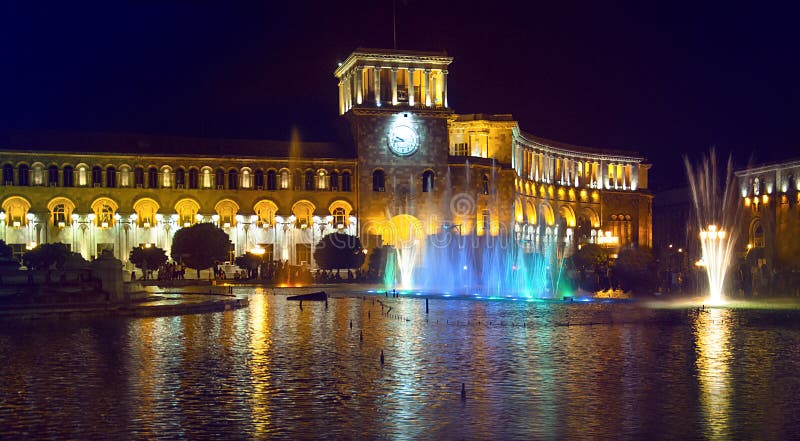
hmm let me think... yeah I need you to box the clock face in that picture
[387,125,419,156]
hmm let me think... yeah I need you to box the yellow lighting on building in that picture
[744,197,750,207]
[762,194,769,204]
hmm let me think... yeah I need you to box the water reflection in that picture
[1,291,799,438]
[694,307,732,439]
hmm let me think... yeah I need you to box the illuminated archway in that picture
[526,200,537,225]
[291,200,316,228]
[580,207,600,229]
[90,197,118,227]
[174,198,200,227]
[2,196,31,227]
[539,202,555,226]
[133,198,160,228]
[47,197,76,227]
[253,199,278,228]
[557,205,576,228]
[214,199,240,228]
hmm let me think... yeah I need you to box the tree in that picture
[0,240,12,259]
[171,223,232,277]
[613,246,659,296]
[129,246,168,279]
[235,252,262,278]
[570,243,608,291]
[22,242,72,270]
[313,232,366,270]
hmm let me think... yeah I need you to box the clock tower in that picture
[335,48,453,248]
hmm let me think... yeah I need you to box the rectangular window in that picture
[482,209,491,235]
[453,142,468,156]
[259,244,274,263]
[295,243,311,266]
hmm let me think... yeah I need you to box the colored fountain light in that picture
[685,151,741,304]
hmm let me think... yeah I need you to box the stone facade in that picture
[735,159,800,272]
[0,47,653,270]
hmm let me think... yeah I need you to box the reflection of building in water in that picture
[0,48,652,268]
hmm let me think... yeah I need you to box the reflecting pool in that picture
[1,288,799,439]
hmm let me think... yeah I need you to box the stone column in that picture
[408,68,415,106]
[374,66,381,106]
[442,69,448,108]
[338,80,344,114]
[391,67,398,105]
[599,160,606,189]
[424,69,432,107]
[355,66,363,105]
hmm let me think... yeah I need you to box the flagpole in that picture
[393,0,397,49]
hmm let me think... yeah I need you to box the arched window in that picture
[106,167,116,188]
[279,169,289,190]
[147,167,158,188]
[76,164,88,186]
[47,197,75,228]
[175,168,186,188]
[119,165,131,187]
[333,207,346,227]
[255,169,265,189]
[2,164,13,185]
[752,221,765,248]
[228,169,238,190]
[134,167,145,187]
[241,169,250,189]
[31,163,44,185]
[48,165,59,186]
[63,166,74,187]
[328,200,353,228]
[174,198,200,228]
[329,171,339,191]
[422,170,434,192]
[265,170,276,190]
[215,168,225,189]
[342,172,352,192]
[254,200,278,228]
[18,164,29,186]
[91,166,102,186]
[2,196,31,227]
[188,168,199,189]
[372,170,385,192]
[317,169,327,190]
[91,198,118,228]
[293,170,302,190]
[305,170,315,191]
[161,166,172,188]
[482,174,490,195]
[214,199,239,228]
[53,204,67,226]
[202,168,212,188]
[133,198,160,228]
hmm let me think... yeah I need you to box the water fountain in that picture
[381,157,569,299]
[685,150,742,304]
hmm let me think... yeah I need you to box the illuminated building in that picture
[0,48,652,268]
[735,159,800,274]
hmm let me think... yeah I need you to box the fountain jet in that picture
[685,150,741,304]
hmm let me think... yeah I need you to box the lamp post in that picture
[0,211,6,243]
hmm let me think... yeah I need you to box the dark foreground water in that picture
[1,288,800,440]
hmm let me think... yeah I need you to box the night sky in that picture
[1,1,798,190]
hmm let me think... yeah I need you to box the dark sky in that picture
[1,1,798,190]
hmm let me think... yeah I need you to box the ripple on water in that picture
[1,289,800,439]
